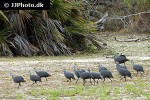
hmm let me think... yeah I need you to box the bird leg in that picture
[76,78,79,83]
[136,71,138,76]
[31,82,35,86]
[93,79,95,85]
[97,79,99,84]
[90,79,93,85]
[35,81,38,85]
[108,78,112,82]
[103,78,105,82]
[140,72,143,76]
[45,77,47,81]
[17,83,21,88]
[83,79,86,85]
[120,77,124,80]
[124,76,126,82]
[69,79,71,83]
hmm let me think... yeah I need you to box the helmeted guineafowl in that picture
[99,69,113,82]
[34,68,51,81]
[88,68,102,84]
[73,66,85,83]
[98,62,108,71]
[116,64,127,72]
[29,71,42,85]
[79,71,93,85]
[130,60,144,75]
[11,73,26,88]
[116,63,132,81]
[114,53,129,65]
[64,69,75,82]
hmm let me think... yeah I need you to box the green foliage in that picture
[16,93,23,100]
[125,84,144,96]
[49,0,71,22]
[124,0,150,10]
[29,85,114,99]
[85,42,98,53]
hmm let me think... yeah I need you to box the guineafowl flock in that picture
[10,53,145,87]
[63,53,145,85]
[11,69,51,88]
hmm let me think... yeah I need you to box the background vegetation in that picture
[0,0,149,57]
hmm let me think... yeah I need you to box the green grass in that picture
[16,93,23,100]
[29,84,114,99]
[125,84,144,97]
[28,81,150,99]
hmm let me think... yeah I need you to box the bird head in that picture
[87,68,90,72]
[98,62,102,67]
[10,72,13,77]
[130,60,134,65]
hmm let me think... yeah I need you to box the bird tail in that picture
[126,59,130,61]
[23,80,26,82]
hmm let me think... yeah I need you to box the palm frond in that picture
[9,10,32,37]
[13,35,39,56]
[49,0,71,21]
[0,10,10,23]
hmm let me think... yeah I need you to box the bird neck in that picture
[130,61,134,66]
[73,66,76,71]
[116,64,120,69]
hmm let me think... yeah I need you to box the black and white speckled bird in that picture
[98,62,108,71]
[73,66,85,83]
[64,69,75,82]
[99,68,113,82]
[116,63,132,81]
[114,53,129,65]
[29,71,42,86]
[88,68,102,84]
[11,73,26,88]
[34,68,51,81]
[130,60,144,76]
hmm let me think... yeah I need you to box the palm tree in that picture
[0,0,89,56]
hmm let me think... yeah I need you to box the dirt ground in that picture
[0,33,150,100]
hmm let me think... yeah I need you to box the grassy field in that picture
[0,33,150,100]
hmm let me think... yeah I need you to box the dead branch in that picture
[87,35,107,49]
[108,11,150,30]
[115,37,140,42]
[115,36,150,42]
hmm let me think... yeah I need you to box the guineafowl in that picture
[98,62,108,71]
[130,60,144,75]
[88,68,102,84]
[116,63,132,81]
[34,68,51,81]
[73,66,85,83]
[99,69,113,82]
[115,63,127,72]
[64,69,75,82]
[29,71,42,85]
[10,73,26,88]
[115,63,127,78]
[79,71,93,85]
[114,53,129,65]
